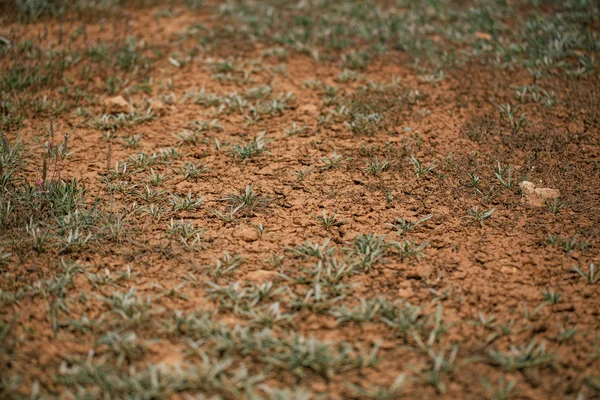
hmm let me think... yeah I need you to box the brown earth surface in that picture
[0,1,599,399]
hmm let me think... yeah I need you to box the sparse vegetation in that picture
[0,1,598,399]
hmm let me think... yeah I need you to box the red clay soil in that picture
[0,3,599,400]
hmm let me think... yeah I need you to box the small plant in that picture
[498,103,526,133]
[214,252,244,276]
[0,248,10,267]
[59,229,92,253]
[418,69,445,84]
[476,185,497,203]
[287,239,335,260]
[481,376,517,400]
[573,263,599,284]
[174,129,200,145]
[211,137,227,151]
[190,119,222,133]
[410,156,435,177]
[178,162,209,181]
[348,234,388,272]
[584,375,600,395]
[230,131,268,160]
[187,88,223,106]
[547,234,589,254]
[330,298,383,325]
[108,161,132,180]
[467,207,494,227]
[101,212,129,243]
[541,289,561,304]
[467,172,481,190]
[494,162,515,189]
[320,152,348,170]
[145,169,171,186]
[252,223,265,238]
[342,50,372,71]
[347,374,406,399]
[316,210,345,230]
[385,191,393,204]
[261,47,287,60]
[545,197,563,215]
[170,192,204,212]
[519,301,546,321]
[391,240,429,260]
[90,110,155,132]
[128,152,158,169]
[264,253,285,268]
[488,340,555,371]
[167,219,204,240]
[337,69,362,83]
[99,331,145,365]
[156,147,181,162]
[221,184,269,215]
[554,325,578,342]
[143,204,163,220]
[136,185,165,203]
[209,208,237,223]
[26,219,49,253]
[387,214,432,234]
[121,134,142,149]
[364,157,390,176]
[283,123,307,136]
[416,346,458,394]
[246,301,294,328]
[346,113,384,136]
[293,167,313,182]
[207,60,236,74]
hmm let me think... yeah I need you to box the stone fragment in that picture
[519,181,560,207]
[236,227,259,242]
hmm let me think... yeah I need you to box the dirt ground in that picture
[1,1,599,399]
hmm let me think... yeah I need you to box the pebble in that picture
[519,181,560,207]
[236,227,259,242]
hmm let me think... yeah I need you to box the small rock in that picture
[236,227,259,242]
[246,269,278,283]
[103,95,132,114]
[474,31,492,41]
[519,181,560,207]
